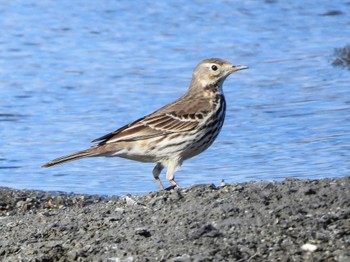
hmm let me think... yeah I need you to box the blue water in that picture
[1,1,349,195]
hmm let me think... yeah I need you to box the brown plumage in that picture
[42,58,248,190]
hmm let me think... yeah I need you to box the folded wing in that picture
[92,112,202,145]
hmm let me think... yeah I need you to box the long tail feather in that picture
[42,149,96,168]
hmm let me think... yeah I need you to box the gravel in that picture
[0,176,349,261]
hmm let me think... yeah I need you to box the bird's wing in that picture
[92,112,204,145]
[92,93,212,145]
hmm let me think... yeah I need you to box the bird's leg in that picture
[153,163,164,190]
[166,161,180,189]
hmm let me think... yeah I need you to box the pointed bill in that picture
[233,65,248,71]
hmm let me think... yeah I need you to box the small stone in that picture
[115,207,125,213]
[124,196,138,206]
[191,224,221,239]
[301,243,318,252]
[135,228,151,237]
[107,258,120,262]
[169,190,183,201]
[173,254,191,262]
[67,250,78,260]
[107,257,133,262]
[15,200,25,208]
[220,179,226,187]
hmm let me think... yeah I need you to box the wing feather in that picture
[92,94,212,145]
[92,112,201,145]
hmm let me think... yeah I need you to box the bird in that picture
[42,58,248,190]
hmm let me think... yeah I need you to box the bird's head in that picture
[190,58,248,93]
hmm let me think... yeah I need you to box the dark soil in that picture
[1,176,349,261]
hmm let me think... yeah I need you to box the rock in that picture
[173,254,191,262]
[67,249,78,260]
[135,228,151,238]
[301,243,318,252]
[123,196,138,206]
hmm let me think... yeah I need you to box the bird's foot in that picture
[164,185,177,191]
[167,179,181,190]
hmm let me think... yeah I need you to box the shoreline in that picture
[1,176,349,261]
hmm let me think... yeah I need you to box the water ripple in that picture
[0,0,349,195]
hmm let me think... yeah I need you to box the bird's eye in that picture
[211,65,218,71]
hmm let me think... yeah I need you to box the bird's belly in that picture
[108,142,160,163]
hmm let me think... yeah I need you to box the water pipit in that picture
[43,58,248,190]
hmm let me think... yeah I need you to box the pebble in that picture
[301,243,318,252]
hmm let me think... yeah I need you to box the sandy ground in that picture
[0,176,349,262]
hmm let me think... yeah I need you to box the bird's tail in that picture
[42,148,97,168]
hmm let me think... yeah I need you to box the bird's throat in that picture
[204,81,224,96]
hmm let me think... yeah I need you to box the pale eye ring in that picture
[211,65,218,71]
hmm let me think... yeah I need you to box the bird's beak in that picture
[231,65,248,72]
